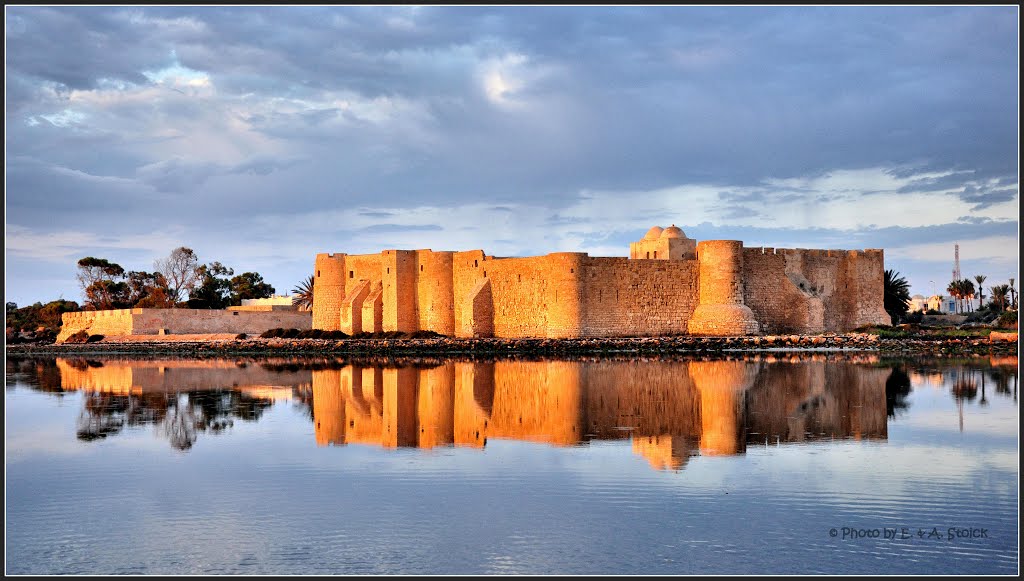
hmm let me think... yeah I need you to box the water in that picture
[5,353,1018,574]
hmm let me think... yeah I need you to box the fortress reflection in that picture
[13,355,970,467]
[48,358,310,450]
[311,358,893,470]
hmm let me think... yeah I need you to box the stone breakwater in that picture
[6,333,1018,358]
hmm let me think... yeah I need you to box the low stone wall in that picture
[58,310,134,342]
[226,305,300,312]
[58,308,311,342]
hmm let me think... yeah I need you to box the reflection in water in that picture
[7,355,1018,469]
[6,354,1018,576]
[886,366,912,418]
[44,358,310,450]
[312,357,895,470]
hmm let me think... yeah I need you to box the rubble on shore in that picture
[6,332,1018,358]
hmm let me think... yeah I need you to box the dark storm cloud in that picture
[5,7,204,93]
[10,6,1017,191]
[4,6,1018,304]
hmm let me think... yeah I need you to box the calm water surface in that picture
[5,353,1018,574]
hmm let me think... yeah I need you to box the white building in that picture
[241,295,295,307]
[910,294,957,314]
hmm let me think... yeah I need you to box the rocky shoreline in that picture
[6,332,1018,358]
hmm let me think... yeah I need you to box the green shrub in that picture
[235,333,248,340]
[259,328,284,338]
[282,328,300,339]
[997,310,1018,329]
[86,334,104,343]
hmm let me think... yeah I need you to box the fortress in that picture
[313,226,890,338]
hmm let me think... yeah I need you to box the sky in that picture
[4,5,1019,307]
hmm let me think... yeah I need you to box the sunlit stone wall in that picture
[311,231,888,337]
[58,308,311,342]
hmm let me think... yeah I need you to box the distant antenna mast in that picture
[953,242,961,281]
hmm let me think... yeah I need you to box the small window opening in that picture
[474,260,478,267]
[317,270,320,277]
[349,271,354,279]
[646,252,650,259]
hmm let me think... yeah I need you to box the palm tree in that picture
[959,279,975,313]
[974,275,987,310]
[884,269,912,324]
[990,284,1010,311]
[1009,277,1017,310]
[291,275,314,311]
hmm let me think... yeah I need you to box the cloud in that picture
[358,224,443,233]
[134,155,303,192]
[6,224,186,263]
[4,6,1018,305]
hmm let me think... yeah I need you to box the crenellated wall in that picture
[311,232,889,337]
[579,257,698,337]
[743,247,889,334]
[457,254,549,338]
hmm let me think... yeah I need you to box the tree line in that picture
[7,247,276,339]
[885,269,1018,324]
[76,246,275,310]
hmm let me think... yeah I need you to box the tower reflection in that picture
[12,355,913,466]
[311,357,892,469]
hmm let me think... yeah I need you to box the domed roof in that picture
[660,224,686,239]
[643,226,664,240]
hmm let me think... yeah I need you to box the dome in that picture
[660,224,686,239]
[643,226,664,240]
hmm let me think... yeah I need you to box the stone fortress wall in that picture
[58,308,311,342]
[313,225,890,337]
